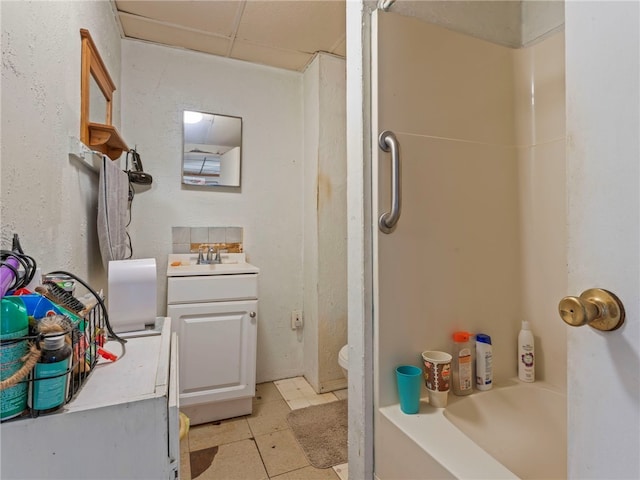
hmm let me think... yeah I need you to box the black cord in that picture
[125,231,133,259]
[45,270,127,349]
[123,149,135,259]
[125,176,134,259]
[0,249,37,292]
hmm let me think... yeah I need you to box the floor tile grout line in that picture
[254,383,294,479]
[255,427,313,479]
[185,380,347,479]
[188,434,257,452]
[251,432,271,479]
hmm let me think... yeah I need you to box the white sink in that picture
[166,253,259,277]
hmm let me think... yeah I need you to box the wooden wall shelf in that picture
[80,29,130,161]
[88,123,129,160]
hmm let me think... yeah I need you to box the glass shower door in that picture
[371,9,522,478]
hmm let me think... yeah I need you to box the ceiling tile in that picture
[237,0,345,54]
[115,0,346,72]
[230,39,312,72]
[119,13,230,57]
[115,0,242,37]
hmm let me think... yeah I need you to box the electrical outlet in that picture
[291,310,303,330]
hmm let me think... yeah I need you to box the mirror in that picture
[89,74,108,124]
[182,111,242,187]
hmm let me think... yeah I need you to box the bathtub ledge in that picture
[379,400,518,479]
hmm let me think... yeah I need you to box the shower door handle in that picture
[378,130,401,233]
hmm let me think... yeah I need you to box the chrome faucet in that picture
[203,246,222,264]
[197,245,222,264]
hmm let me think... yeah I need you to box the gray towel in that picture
[97,156,130,269]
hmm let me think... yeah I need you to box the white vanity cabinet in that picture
[166,254,259,425]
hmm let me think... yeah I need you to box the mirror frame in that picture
[80,28,115,146]
[79,29,128,160]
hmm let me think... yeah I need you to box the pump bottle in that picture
[518,321,535,382]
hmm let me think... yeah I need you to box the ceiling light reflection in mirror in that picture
[182,110,242,188]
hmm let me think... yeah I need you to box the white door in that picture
[565,3,639,478]
[167,300,258,407]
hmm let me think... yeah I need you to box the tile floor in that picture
[180,377,349,480]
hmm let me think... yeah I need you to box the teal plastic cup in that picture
[395,365,423,414]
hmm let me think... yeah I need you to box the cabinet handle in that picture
[249,311,256,318]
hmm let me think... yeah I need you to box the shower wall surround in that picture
[513,32,566,389]
[374,13,567,414]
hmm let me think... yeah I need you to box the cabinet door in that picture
[167,300,257,406]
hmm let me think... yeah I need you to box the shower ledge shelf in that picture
[68,136,106,173]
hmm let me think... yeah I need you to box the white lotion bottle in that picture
[518,321,535,382]
[475,333,493,390]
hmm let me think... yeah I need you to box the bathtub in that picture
[375,379,566,479]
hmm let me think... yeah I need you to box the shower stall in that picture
[371,8,566,478]
[347,1,639,479]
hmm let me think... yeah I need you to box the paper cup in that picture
[421,351,452,407]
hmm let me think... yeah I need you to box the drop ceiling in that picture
[114,0,347,72]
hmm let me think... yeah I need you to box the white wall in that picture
[302,53,348,393]
[346,2,376,478]
[303,56,321,389]
[1,1,122,289]
[120,40,305,383]
[219,147,240,186]
[315,54,348,391]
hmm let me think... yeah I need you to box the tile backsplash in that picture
[172,226,243,254]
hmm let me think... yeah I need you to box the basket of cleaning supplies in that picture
[0,271,125,422]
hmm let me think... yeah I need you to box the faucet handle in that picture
[211,246,224,263]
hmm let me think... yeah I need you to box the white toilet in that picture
[338,345,348,380]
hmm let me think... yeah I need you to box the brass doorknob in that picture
[558,288,625,331]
